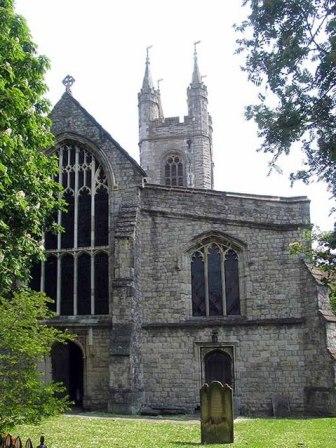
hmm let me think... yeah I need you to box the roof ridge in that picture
[54,92,147,177]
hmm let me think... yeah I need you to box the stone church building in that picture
[31,49,336,416]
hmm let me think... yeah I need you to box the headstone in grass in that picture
[200,381,234,444]
[272,394,291,417]
[4,434,12,447]
[37,436,47,448]
[14,437,22,448]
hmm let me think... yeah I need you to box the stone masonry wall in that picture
[136,184,335,415]
[50,94,336,415]
[139,117,212,188]
[50,92,145,412]
[138,185,310,324]
[141,325,306,415]
[83,327,110,410]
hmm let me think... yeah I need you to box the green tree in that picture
[0,291,70,432]
[236,0,336,311]
[290,226,336,311]
[0,0,62,295]
[235,0,336,195]
[0,0,69,431]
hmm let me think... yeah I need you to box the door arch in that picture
[204,350,232,387]
[51,341,84,407]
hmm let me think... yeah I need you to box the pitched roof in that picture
[51,92,147,177]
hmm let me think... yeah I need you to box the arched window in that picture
[191,242,240,317]
[164,154,184,187]
[30,142,110,315]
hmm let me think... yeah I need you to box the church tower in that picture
[138,44,213,189]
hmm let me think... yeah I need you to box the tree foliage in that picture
[0,291,70,433]
[290,226,336,312]
[235,0,336,197]
[0,0,70,431]
[0,0,62,296]
[236,0,336,311]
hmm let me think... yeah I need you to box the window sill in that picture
[189,315,244,321]
[142,316,305,330]
[45,315,111,327]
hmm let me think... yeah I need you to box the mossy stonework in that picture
[37,54,336,417]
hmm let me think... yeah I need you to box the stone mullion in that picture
[40,260,45,292]
[57,147,63,252]
[56,255,61,315]
[56,148,63,315]
[56,147,64,315]
[73,254,78,316]
[74,146,79,249]
[73,147,79,316]
[90,254,95,315]
[204,247,209,316]
[83,153,87,186]
[221,249,227,316]
[90,159,96,315]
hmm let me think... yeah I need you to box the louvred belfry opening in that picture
[30,142,110,315]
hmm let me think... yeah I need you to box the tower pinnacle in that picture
[142,46,154,91]
[192,41,202,85]
[157,78,164,120]
[138,45,213,189]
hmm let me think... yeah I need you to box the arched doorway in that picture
[204,350,232,387]
[51,342,84,407]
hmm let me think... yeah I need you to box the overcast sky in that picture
[15,0,334,230]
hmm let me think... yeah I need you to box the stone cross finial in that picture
[62,75,75,94]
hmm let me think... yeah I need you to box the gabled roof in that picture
[51,92,147,177]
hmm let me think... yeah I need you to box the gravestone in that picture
[37,436,47,448]
[200,381,234,444]
[14,437,22,448]
[4,435,12,447]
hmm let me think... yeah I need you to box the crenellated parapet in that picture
[138,44,213,189]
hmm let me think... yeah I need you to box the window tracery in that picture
[191,241,240,317]
[164,154,184,187]
[30,142,109,315]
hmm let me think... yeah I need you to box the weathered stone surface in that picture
[138,54,213,189]
[272,395,291,417]
[201,382,234,444]
[37,69,336,417]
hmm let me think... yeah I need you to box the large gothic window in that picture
[164,155,185,187]
[191,242,240,317]
[31,142,110,315]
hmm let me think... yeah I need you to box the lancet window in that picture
[30,142,109,315]
[164,155,184,187]
[191,242,240,317]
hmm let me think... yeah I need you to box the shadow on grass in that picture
[65,411,199,422]
[170,443,201,446]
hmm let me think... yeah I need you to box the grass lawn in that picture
[13,414,336,448]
